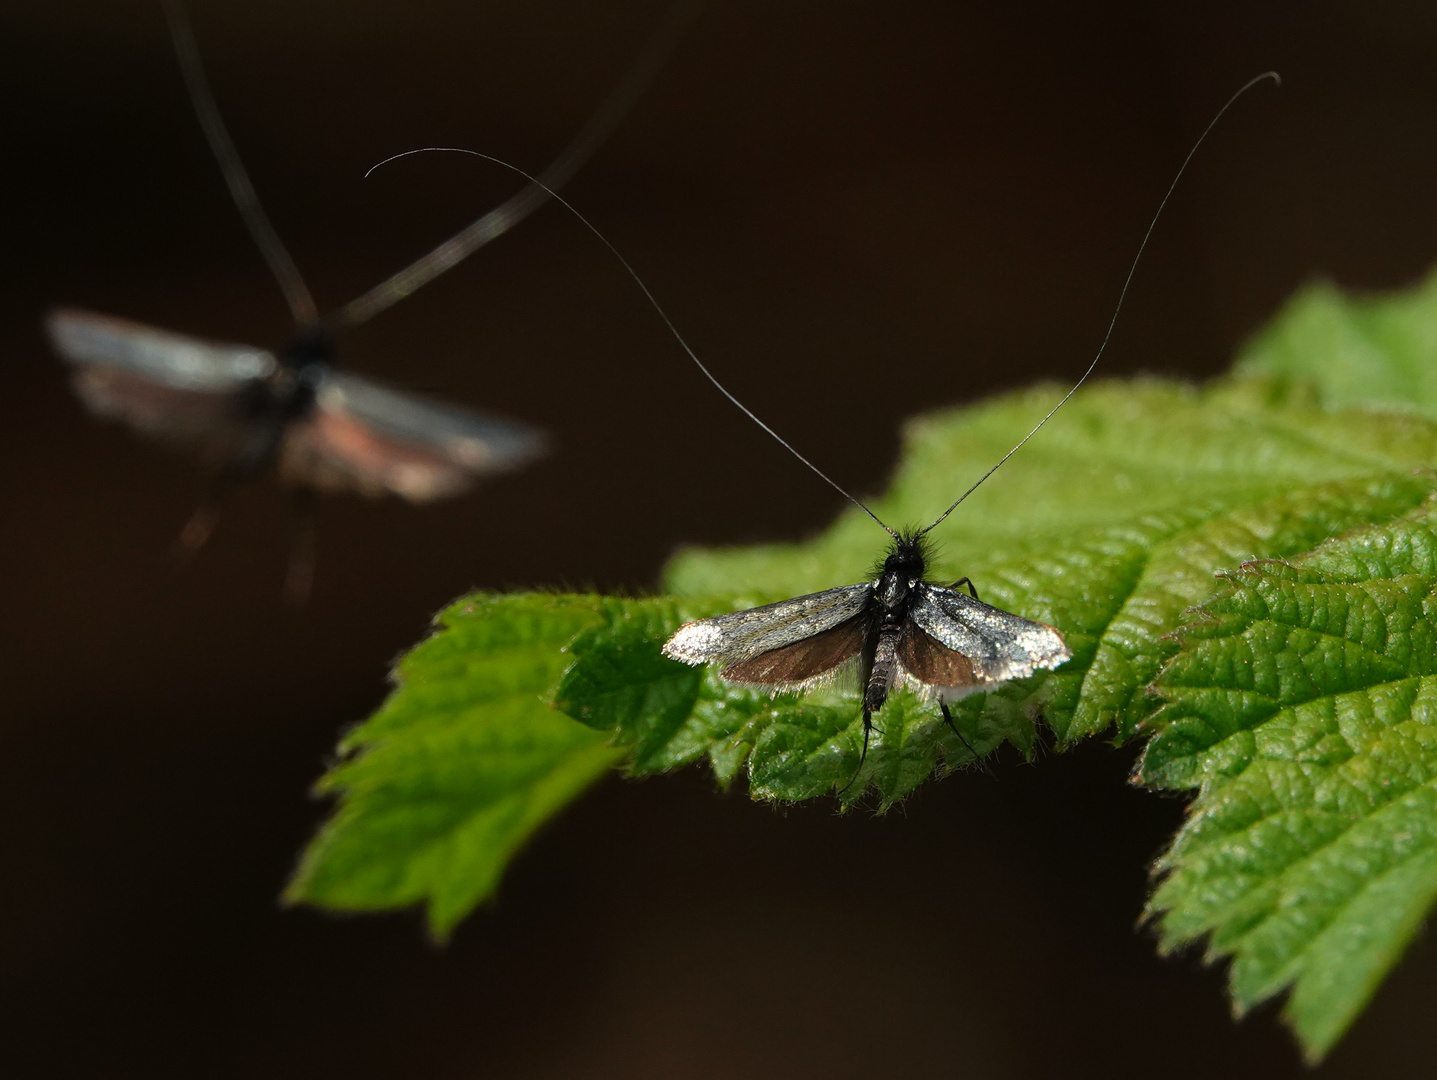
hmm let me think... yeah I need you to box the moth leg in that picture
[940,701,982,764]
[941,702,996,777]
[173,467,242,563]
[837,707,875,798]
[950,577,980,601]
[176,505,218,558]
[283,486,318,607]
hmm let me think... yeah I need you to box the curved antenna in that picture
[330,0,703,332]
[162,0,319,326]
[919,70,1280,537]
[367,147,897,536]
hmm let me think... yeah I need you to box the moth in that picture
[662,532,1070,758]
[656,72,1280,779]
[47,0,686,599]
[379,72,1278,781]
[46,310,546,525]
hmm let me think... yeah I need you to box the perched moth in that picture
[657,72,1280,776]
[662,531,1070,754]
[47,0,688,599]
[376,72,1278,778]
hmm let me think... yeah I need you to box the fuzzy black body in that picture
[663,531,1072,750]
[860,534,930,721]
[224,326,330,480]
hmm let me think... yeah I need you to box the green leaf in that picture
[289,376,1437,932]
[287,269,1437,1049]
[1236,264,1437,417]
[1140,500,1437,1060]
[553,598,700,768]
[284,593,624,939]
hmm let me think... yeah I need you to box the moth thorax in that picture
[875,534,927,611]
[874,572,911,612]
[280,327,335,371]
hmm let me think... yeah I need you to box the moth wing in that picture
[896,622,980,693]
[46,308,277,390]
[662,583,873,675]
[908,584,1070,686]
[279,369,548,502]
[715,614,867,691]
[45,308,275,453]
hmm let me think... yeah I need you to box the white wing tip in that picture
[1038,626,1073,669]
[662,620,721,665]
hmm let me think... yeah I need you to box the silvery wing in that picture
[279,369,548,502]
[45,308,277,452]
[663,583,873,689]
[907,584,1070,687]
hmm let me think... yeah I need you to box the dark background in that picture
[4,1,1437,1076]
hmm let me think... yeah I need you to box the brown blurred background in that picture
[4,1,1437,1076]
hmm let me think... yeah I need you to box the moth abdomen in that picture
[863,623,903,714]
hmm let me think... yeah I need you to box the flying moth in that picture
[47,0,688,600]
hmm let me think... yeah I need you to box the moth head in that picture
[875,530,930,585]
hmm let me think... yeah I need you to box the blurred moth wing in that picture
[47,308,276,389]
[46,308,275,459]
[280,370,548,501]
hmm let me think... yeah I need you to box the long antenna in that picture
[365,147,898,536]
[330,0,703,331]
[162,0,319,326]
[919,71,1280,536]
